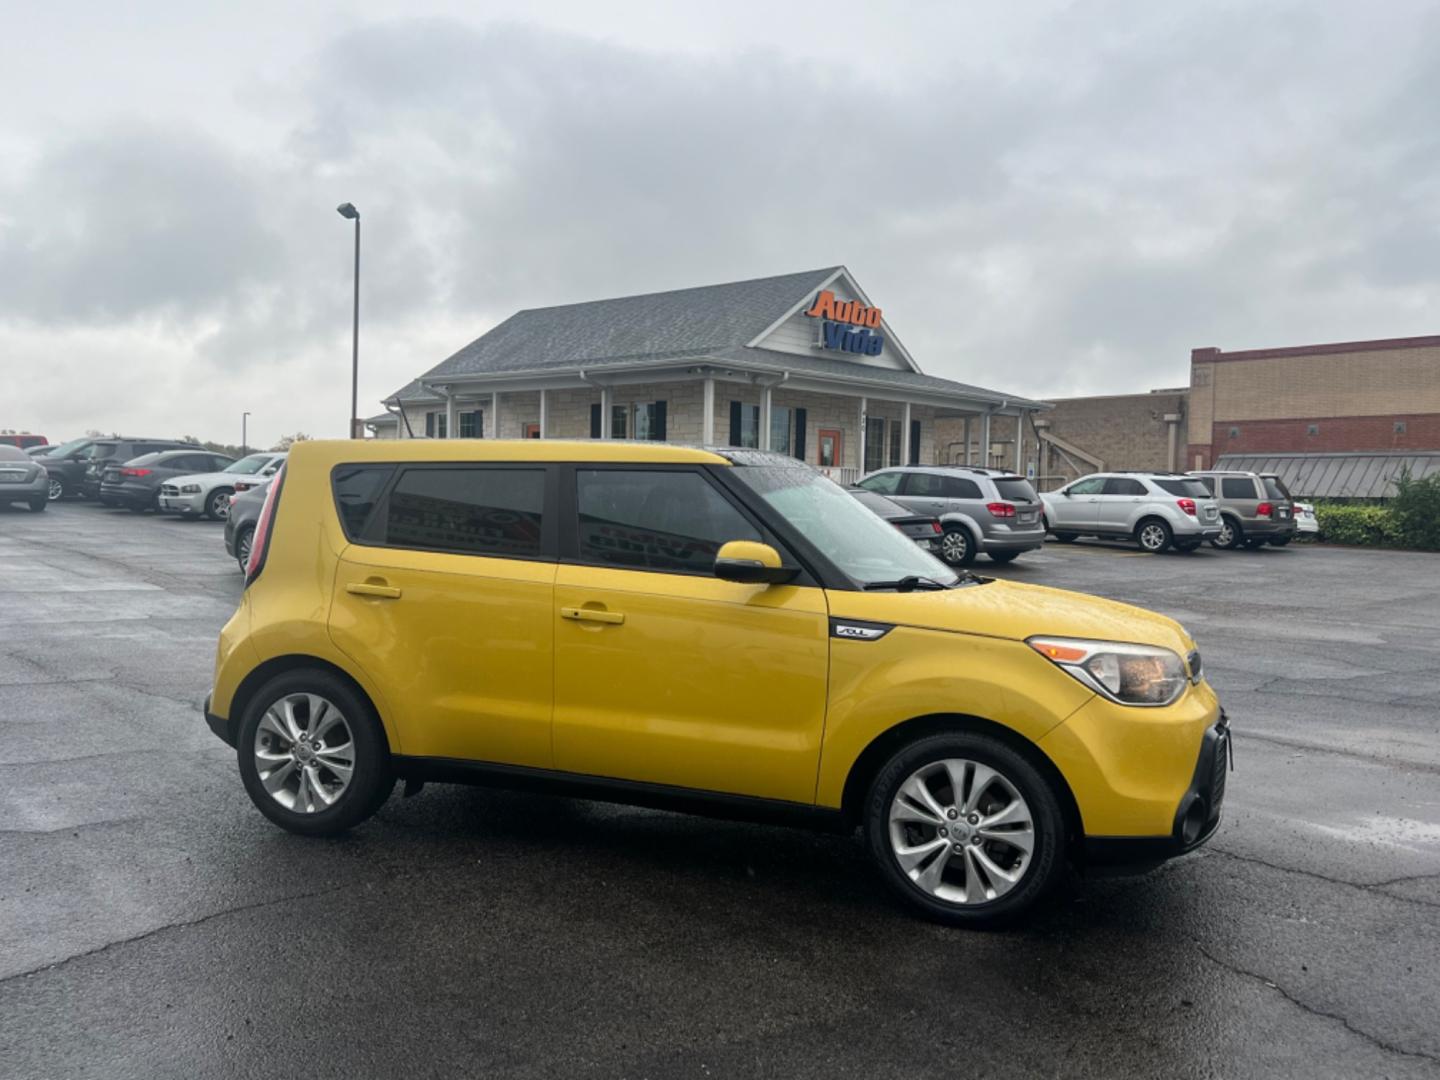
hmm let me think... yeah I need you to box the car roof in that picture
[287,439,733,468]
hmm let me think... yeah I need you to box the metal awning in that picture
[1215,452,1440,499]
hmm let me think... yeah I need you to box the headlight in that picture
[1027,636,1188,707]
[181,484,202,493]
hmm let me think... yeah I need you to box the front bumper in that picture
[159,489,207,514]
[203,693,237,747]
[1084,711,1230,869]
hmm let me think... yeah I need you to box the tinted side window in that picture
[1065,477,1106,495]
[378,467,542,558]
[1221,477,1257,499]
[1262,477,1291,500]
[857,471,902,495]
[332,465,396,540]
[1155,479,1212,498]
[576,469,760,574]
[1102,477,1146,496]
[944,477,984,499]
[1194,476,1216,495]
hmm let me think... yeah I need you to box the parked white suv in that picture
[1041,472,1222,553]
[159,452,286,520]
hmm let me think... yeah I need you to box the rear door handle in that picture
[560,607,625,625]
[346,582,402,599]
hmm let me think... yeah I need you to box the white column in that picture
[981,412,993,468]
[857,396,868,473]
[701,377,715,444]
[902,401,913,465]
[490,392,500,439]
[538,389,548,439]
[759,384,773,451]
[600,386,612,438]
[445,392,457,440]
[1015,412,1025,474]
[963,417,972,464]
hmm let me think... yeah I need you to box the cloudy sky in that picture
[2,1,1437,446]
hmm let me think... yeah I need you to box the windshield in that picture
[223,454,273,475]
[1155,478,1212,498]
[732,466,960,588]
[46,437,95,459]
[1262,476,1291,500]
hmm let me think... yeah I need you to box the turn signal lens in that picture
[986,502,1016,518]
[1256,502,1273,517]
[1177,498,1197,516]
[1026,636,1188,707]
[120,467,152,477]
[931,521,943,534]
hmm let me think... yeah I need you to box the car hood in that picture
[828,579,1195,656]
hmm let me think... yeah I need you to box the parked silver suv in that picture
[1188,470,1297,549]
[855,466,1045,565]
[1041,472,1222,553]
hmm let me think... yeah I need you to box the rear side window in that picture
[1194,476,1216,495]
[1221,477,1257,499]
[1102,477,1146,496]
[1262,477,1291,500]
[1155,479,1212,498]
[992,478,1038,503]
[381,467,544,558]
[576,469,759,574]
[857,471,902,495]
[333,464,396,539]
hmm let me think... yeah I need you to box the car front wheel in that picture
[29,497,47,512]
[47,478,64,501]
[236,670,394,837]
[865,732,1067,926]
[1211,517,1242,549]
[939,526,976,567]
[206,488,233,521]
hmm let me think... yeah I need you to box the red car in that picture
[0,434,47,450]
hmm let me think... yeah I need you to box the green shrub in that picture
[1315,504,1398,546]
[1390,470,1440,551]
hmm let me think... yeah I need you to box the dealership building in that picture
[368,267,1046,483]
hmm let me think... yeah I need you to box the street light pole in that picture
[242,411,250,457]
[337,202,361,438]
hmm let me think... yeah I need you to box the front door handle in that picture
[560,606,625,625]
[347,582,402,599]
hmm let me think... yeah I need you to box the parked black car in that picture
[98,449,236,512]
[223,478,273,570]
[25,437,115,500]
[847,487,945,554]
[84,438,201,501]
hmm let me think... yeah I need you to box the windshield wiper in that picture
[863,575,953,592]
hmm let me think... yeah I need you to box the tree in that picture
[272,432,312,451]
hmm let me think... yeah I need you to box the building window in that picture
[608,402,668,441]
[1307,424,1320,436]
[888,421,902,468]
[458,410,483,439]
[729,402,760,448]
[425,411,448,439]
[1228,426,1240,439]
[1395,421,1407,434]
[770,407,791,455]
[864,417,886,472]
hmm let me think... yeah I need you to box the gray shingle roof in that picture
[1216,452,1440,500]
[421,267,842,379]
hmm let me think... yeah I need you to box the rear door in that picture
[552,465,829,803]
[327,462,558,766]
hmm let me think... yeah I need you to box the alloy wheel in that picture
[47,479,63,501]
[1139,523,1168,551]
[236,528,254,571]
[252,693,356,813]
[887,758,1034,905]
[941,529,969,564]
[211,492,231,520]
[1216,521,1234,547]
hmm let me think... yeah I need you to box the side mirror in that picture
[714,540,797,586]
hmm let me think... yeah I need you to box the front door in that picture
[1049,476,1104,529]
[327,463,557,766]
[817,429,842,471]
[553,467,829,803]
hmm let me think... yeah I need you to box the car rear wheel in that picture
[939,526,976,567]
[1211,517,1242,549]
[1135,518,1172,553]
[988,551,1021,564]
[47,478,64,501]
[206,488,233,521]
[864,731,1067,926]
[236,670,394,837]
[1269,536,1292,547]
[235,524,255,572]
[29,497,47,512]
[1244,538,1267,549]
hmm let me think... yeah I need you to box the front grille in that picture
[161,484,180,496]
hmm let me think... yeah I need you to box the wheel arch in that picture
[228,653,395,753]
[1132,513,1172,539]
[838,712,1083,856]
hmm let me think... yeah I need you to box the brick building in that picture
[1186,334,1440,469]
[367,267,1045,483]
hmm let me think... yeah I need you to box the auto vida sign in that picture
[803,290,884,356]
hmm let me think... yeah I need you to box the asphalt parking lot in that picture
[2,503,1438,1079]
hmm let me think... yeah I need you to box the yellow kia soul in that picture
[205,440,1229,925]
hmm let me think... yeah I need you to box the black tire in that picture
[1244,538,1267,549]
[988,551,1021,564]
[864,731,1067,927]
[1135,517,1173,553]
[939,526,977,567]
[29,497,47,512]
[1269,536,1292,547]
[1174,540,1201,553]
[1053,532,1078,543]
[1211,516,1242,550]
[236,669,394,837]
[235,524,255,572]
[206,487,234,521]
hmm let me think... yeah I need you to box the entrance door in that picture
[553,467,829,803]
[328,464,557,767]
[817,429,842,470]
